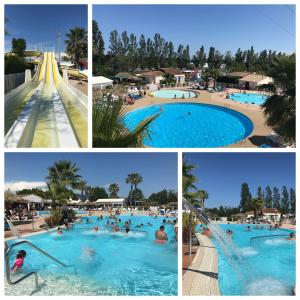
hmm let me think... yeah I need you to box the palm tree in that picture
[126,173,143,205]
[108,183,120,198]
[65,27,87,68]
[249,198,264,221]
[46,160,81,200]
[93,97,159,147]
[199,190,209,209]
[76,180,88,199]
[262,54,295,144]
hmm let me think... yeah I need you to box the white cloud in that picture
[5,181,47,192]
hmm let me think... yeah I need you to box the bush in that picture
[44,209,63,228]
[61,207,76,223]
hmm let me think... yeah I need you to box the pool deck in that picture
[123,87,274,148]
[182,233,220,296]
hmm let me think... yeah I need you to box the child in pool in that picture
[57,227,63,235]
[11,250,26,273]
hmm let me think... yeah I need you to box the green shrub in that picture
[44,209,63,228]
[5,55,26,75]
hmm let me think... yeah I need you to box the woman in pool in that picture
[57,227,63,235]
[11,250,27,273]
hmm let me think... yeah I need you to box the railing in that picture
[250,234,291,242]
[5,240,77,289]
[182,198,210,224]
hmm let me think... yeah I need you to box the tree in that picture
[281,186,289,214]
[199,190,209,209]
[108,183,120,198]
[93,96,159,147]
[46,160,81,195]
[262,54,295,144]
[90,187,108,200]
[290,188,295,214]
[240,183,251,212]
[92,20,105,75]
[249,197,264,220]
[138,34,146,69]
[148,189,177,205]
[265,185,272,208]
[76,180,88,199]
[128,188,144,203]
[12,38,26,56]
[126,173,143,205]
[273,187,281,210]
[257,186,264,202]
[65,27,87,68]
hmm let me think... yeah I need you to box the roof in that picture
[240,73,269,83]
[95,198,125,204]
[92,76,113,85]
[142,70,164,77]
[22,194,43,203]
[114,72,132,79]
[228,71,251,78]
[160,67,184,76]
[244,208,280,215]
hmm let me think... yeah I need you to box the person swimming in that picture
[155,225,168,241]
[11,250,26,273]
[57,227,63,235]
[125,227,130,233]
[288,232,296,240]
[174,226,178,241]
[94,226,99,232]
[113,225,120,232]
[245,226,251,232]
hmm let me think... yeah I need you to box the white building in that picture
[239,73,273,90]
[92,76,113,89]
[142,71,164,84]
[245,208,281,222]
[95,198,125,207]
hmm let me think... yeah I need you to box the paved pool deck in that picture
[182,233,220,296]
[123,87,274,148]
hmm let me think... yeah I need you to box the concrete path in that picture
[183,233,220,296]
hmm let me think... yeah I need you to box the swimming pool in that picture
[210,224,295,295]
[229,93,268,105]
[124,103,253,147]
[6,215,177,296]
[153,90,197,99]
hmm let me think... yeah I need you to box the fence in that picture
[5,72,25,94]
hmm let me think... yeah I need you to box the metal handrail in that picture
[5,240,77,289]
[182,198,210,224]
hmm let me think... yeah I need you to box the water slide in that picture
[4,52,88,148]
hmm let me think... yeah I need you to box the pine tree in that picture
[281,186,289,214]
[290,188,295,214]
[240,183,251,212]
[265,185,272,208]
[273,187,281,210]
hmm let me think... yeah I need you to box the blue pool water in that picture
[7,215,177,295]
[124,103,253,148]
[153,90,197,99]
[229,93,268,105]
[209,224,295,295]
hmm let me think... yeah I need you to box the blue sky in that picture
[93,5,295,55]
[184,153,295,208]
[5,153,178,197]
[5,5,87,52]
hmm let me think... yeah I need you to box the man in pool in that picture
[288,232,295,240]
[155,225,168,241]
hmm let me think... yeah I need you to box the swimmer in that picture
[57,227,63,235]
[125,227,130,234]
[94,226,99,232]
[155,225,168,241]
[187,112,191,115]
[11,250,27,273]
[174,226,178,241]
[288,232,295,240]
[113,225,120,232]
[245,226,251,232]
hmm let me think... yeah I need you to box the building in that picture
[95,198,125,207]
[160,68,186,84]
[244,208,281,222]
[142,71,164,84]
[92,76,113,89]
[239,73,273,90]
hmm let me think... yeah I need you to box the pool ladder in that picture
[5,240,77,290]
[182,198,211,225]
